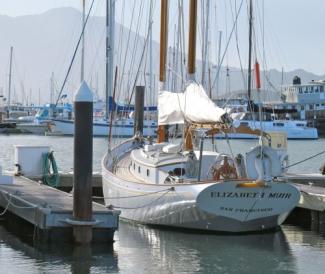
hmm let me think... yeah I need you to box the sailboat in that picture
[101,0,300,233]
[51,0,157,137]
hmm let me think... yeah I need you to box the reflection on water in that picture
[116,222,296,273]
[2,220,325,272]
[0,224,118,274]
[1,134,325,272]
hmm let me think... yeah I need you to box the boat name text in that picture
[210,191,292,199]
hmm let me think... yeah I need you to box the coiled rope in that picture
[42,151,60,187]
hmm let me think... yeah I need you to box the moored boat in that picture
[101,0,300,233]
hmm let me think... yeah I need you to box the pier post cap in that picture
[74,81,93,102]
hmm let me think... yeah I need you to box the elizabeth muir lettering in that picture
[210,192,292,199]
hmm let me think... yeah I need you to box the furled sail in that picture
[158,83,226,125]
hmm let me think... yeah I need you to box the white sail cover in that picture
[158,83,226,125]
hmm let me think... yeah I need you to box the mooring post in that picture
[73,81,93,244]
[134,86,145,136]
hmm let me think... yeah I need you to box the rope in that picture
[93,187,174,200]
[108,188,174,210]
[42,151,60,187]
[0,194,12,216]
[286,150,325,169]
[0,192,36,209]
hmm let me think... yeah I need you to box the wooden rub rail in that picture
[0,176,120,242]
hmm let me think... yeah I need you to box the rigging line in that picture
[94,187,174,200]
[85,0,102,78]
[12,53,23,89]
[110,189,173,210]
[123,1,144,96]
[211,0,244,92]
[166,63,185,83]
[118,0,136,97]
[52,11,81,76]
[88,23,106,82]
[117,0,125,71]
[127,7,153,106]
[286,150,325,169]
[230,0,246,90]
[55,0,95,106]
[126,0,145,103]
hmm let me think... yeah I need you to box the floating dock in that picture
[0,175,120,242]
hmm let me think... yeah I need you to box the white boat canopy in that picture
[158,82,226,125]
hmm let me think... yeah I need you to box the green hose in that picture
[42,151,60,187]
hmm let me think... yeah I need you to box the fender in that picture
[245,146,282,180]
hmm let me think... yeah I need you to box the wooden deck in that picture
[0,176,120,242]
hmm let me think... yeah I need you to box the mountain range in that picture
[0,7,324,105]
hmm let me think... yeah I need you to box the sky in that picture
[1,0,325,75]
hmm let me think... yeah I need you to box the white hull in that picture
[101,139,299,233]
[52,119,157,137]
[16,123,49,135]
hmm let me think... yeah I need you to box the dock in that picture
[0,175,120,242]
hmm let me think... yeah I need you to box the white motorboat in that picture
[52,117,157,137]
[224,112,318,140]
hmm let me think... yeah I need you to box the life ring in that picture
[245,146,282,180]
[212,156,238,180]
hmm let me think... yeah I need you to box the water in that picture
[0,134,325,273]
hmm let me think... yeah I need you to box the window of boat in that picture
[273,122,284,127]
[315,87,319,93]
[240,122,249,126]
[310,104,314,110]
[138,166,141,173]
[299,87,302,93]
[321,86,324,92]
[310,86,314,93]
[301,105,305,110]
[304,87,308,93]
[147,169,150,176]
[316,104,320,108]
[322,103,325,106]
[296,123,305,127]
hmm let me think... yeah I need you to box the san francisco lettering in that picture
[219,206,273,213]
[210,191,292,199]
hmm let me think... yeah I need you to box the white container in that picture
[0,165,13,185]
[14,145,50,176]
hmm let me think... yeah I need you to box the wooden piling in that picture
[134,86,145,136]
[73,81,93,244]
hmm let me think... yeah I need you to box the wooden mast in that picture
[184,0,197,150]
[187,0,197,80]
[157,0,169,143]
[247,0,253,109]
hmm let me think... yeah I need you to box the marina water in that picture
[0,135,325,273]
